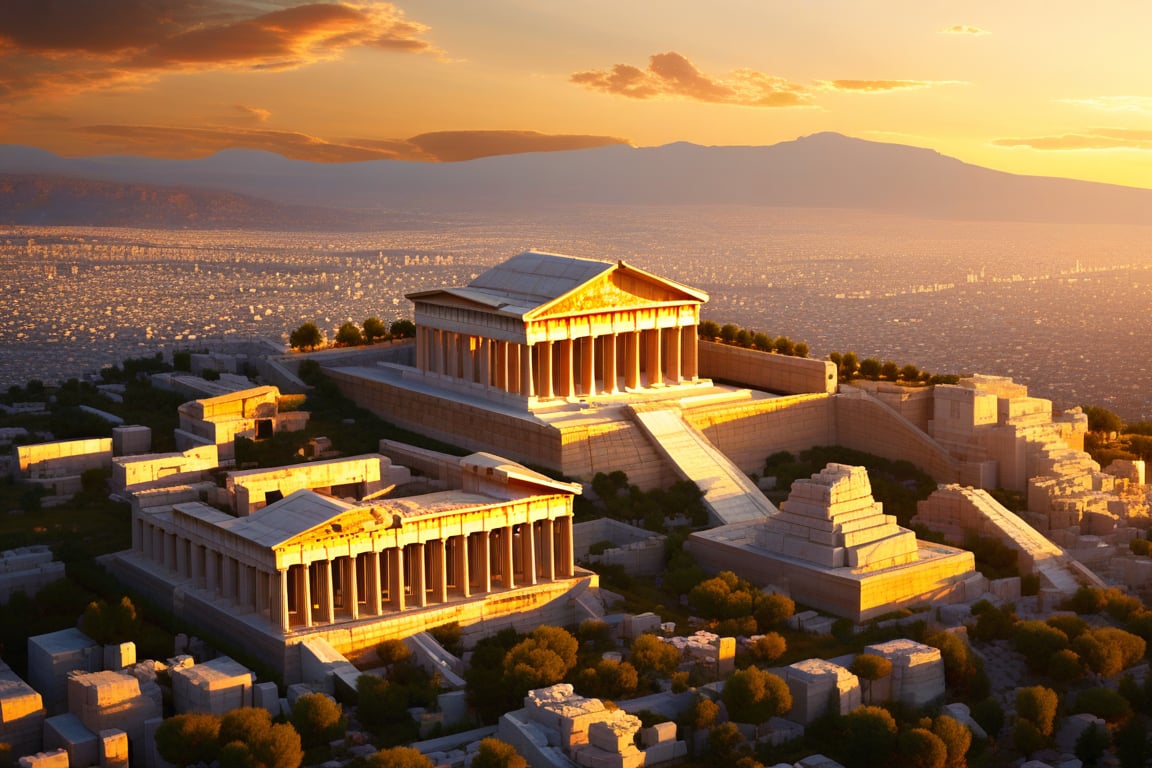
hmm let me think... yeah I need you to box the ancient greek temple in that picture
[407,251,708,404]
[119,453,579,641]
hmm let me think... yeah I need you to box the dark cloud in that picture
[404,130,630,162]
[69,125,632,163]
[993,129,1152,151]
[0,1,437,98]
[571,52,813,107]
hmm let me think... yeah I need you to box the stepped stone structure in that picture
[863,639,945,708]
[690,464,978,621]
[782,659,861,725]
[757,464,917,571]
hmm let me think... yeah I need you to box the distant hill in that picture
[0,174,367,229]
[2,133,1150,226]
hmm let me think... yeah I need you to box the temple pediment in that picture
[526,265,706,320]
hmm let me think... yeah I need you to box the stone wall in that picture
[15,438,113,478]
[833,391,963,484]
[573,519,666,577]
[698,341,837,395]
[847,382,936,433]
[683,394,836,475]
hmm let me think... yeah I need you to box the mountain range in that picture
[1,133,1150,228]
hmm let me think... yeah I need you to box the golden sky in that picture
[2,0,1150,189]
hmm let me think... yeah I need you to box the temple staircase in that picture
[627,405,777,525]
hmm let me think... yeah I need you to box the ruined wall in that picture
[698,341,837,395]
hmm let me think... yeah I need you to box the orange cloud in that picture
[70,125,631,163]
[234,104,272,123]
[571,52,814,107]
[941,25,989,36]
[993,129,1152,151]
[1060,96,1152,113]
[0,1,437,98]
[820,79,959,93]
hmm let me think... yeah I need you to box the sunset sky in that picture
[2,0,1150,189]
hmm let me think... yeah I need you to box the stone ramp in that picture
[627,406,777,525]
[915,484,1090,595]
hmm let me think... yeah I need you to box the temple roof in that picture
[407,250,707,320]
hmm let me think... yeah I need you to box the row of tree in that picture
[827,351,959,385]
[698,320,810,359]
[288,318,416,351]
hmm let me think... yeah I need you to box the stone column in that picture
[222,556,236,600]
[664,326,681,384]
[238,564,252,611]
[682,325,699,380]
[388,548,405,612]
[460,336,473,383]
[538,519,555,581]
[580,336,596,396]
[433,329,445,375]
[301,563,313,628]
[501,527,515,589]
[175,537,187,579]
[322,560,335,624]
[495,341,508,391]
[455,535,471,598]
[479,338,492,389]
[430,540,447,603]
[164,533,176,573]
[555,518,574,578]
[410,543,427,608]
[558,339,574,398]
[519,344,534,398]
[625,331,641,390]
[367,553,382,615]
[347,556,359,620]
[646,328,663,386]
[278,569,291,632]
[521,523,537,586]
[537,341,554,399]
[205,550,218,593]
[476,532,491,594]
[189,544,202,585]
[507,343,519,393]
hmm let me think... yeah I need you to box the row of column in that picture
[137,516,575,632]
[417,325,699,400]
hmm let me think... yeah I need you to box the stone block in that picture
[170,657,253,715]
[0,659,45,757]
[67,670,162,748]
[253,682,280,715]
[588,713,640,752]
[28,629,100,715]
[17,750,69,768]
[864,639,944,707]
[102,644,135,672]
[98,729,129,768]
[785,659,861,724]
[640,721,677,747]
[44,713,99,768]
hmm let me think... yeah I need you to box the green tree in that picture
[699,320,721,340]
[747,632,786,664]
[1075,722,1111,767]
[1083,405,1123,434]
[752,332,773,352]
[721,666,791,724]
[251,723,303,768]
[362,317,387,344]
[735,329,753,347]
[1016,686,1058,737]
[840,351,859,378]
[719,323,739,344]
[365,746,434,768]
[155,713,221,767]
[850,654,892,704]
[899,364,921,382]
[931,714,971,768]
[754,592,795,630]
[81,596,140,644]
[376,639,412,670]
[858,357,882,380]
[880,361,899,381]
[389,319,416,338]
[773,336,794,355]
[503,626,578,692]
[1013,719,1047,759]
[1115,716,1149,768]
[218,708,272,747]
[1075,687,1132,724]
[289,322,323,351]
[1013,620,1069,672]
[630,634,680,678]
[336,322,363,346]
[706,722,746,762]
[841,706,898,768]
[575,659,638,700]
[470,738,527,768]
[897,727,947,768]
[793,341,809,358]
[290,693,343,749]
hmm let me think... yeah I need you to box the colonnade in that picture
[416,324,699,400]
[135,516,575,632]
